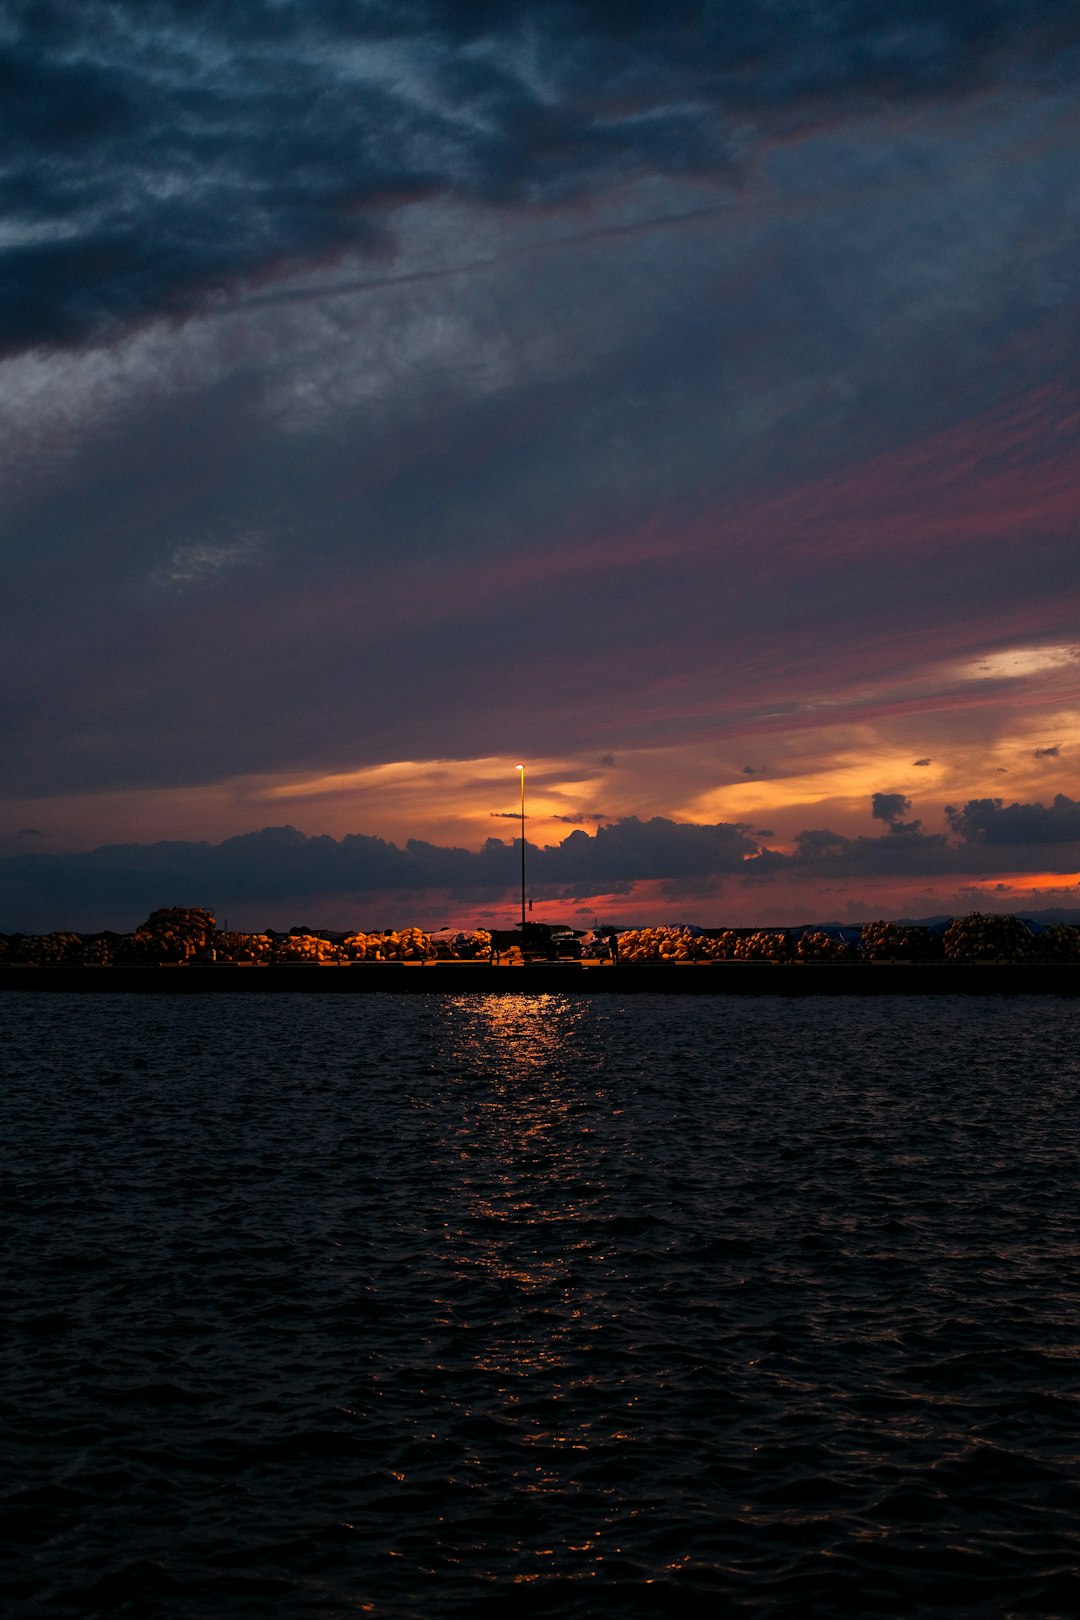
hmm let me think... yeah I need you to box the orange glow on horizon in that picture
[961,872,1080,893]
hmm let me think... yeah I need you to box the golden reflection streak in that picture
[432,993,635,1553]
[441,996,591,1301]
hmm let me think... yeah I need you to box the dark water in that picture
[2,992,1079,1618]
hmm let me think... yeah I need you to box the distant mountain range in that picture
[799,909,1080,932]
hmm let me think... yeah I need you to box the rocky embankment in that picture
[2,909,1080,993]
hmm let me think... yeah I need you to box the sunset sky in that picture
[3,0,1080,931]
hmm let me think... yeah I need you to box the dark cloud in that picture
[743,787,1080,882]
[6,338,1080,800]
[871,792,923,835]
[912,757,932,766]
[8,792,1080,929]
[3,0,1078,351]
[1034,744,1061,757]
[946,793,1080,844]
[872,791,910,824]
[532,815,758,885]
[742,791,1080,880]
[0,814,760,930]
[744,821,965,880]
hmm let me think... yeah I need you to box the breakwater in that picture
[3,960,1079,993]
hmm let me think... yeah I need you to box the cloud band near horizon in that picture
[4,795,1080,933]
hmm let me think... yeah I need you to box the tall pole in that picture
[517,764,526,930]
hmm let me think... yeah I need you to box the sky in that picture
[3,0,1080,932]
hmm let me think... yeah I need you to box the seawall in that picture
[2,962,1078,994]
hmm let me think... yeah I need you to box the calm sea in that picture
[2,992,1079,1618]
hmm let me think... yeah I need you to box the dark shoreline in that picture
[3,961,1079,994]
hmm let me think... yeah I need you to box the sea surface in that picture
[2,991,1079,1618]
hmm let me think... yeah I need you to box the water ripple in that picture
[2,992,1079,1616]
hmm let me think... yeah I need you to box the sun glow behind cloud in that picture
[3,634,1078,863]
[954,645,1080,681]
[255,754,617,847]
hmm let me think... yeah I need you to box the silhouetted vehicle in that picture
[490,923,582,960]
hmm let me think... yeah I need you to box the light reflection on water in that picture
[429,997,651,1593]
[4,992,1080,1618]
[433,996,611,1453]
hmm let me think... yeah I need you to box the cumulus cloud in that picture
[872,791,910,824]
[945,793,1080,844]
[532,815,758,886]
[743,821,960,880]
[8,791,1080,929]
[743,791,1080,880]
[871,792,922,835]
[0,814,761,930]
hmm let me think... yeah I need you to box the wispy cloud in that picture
[157,534,262,587]
[3,2,1077,352]
[3,1,1079,911]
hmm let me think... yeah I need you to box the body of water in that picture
[2,992,1079,1617]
